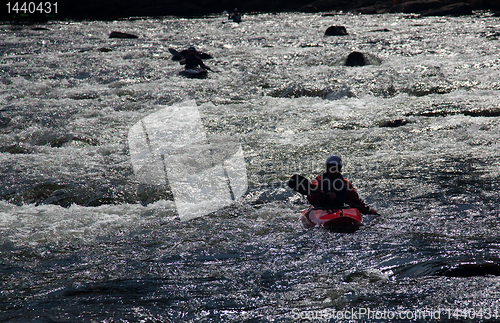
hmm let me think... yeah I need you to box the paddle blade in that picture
[168,48,184,60]
[288,174,313,195]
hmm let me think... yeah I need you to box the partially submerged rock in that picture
[325,25,348,36]
[345,51,366,66]
[109,31,138,39]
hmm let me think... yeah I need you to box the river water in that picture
[1,11,500,322]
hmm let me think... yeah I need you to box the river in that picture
[1,11,500,322]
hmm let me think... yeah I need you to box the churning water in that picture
[1,10,500,322]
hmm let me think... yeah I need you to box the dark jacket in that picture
[307,173,370,213]
[181,55,206,70]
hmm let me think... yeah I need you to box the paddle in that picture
[288,174,377,215]
[168,48,184,60]
[287,173,317,195]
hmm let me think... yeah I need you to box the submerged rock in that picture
[463,107,500,117]
[109,31,138,39]
[408,106,500,117]
[0,144,32,154]
[0,116,10,128]
[270,83,355,99]
[344,268,389,283]
[438,261,500,277]
[379,119,411,127]
[31,27,50,31]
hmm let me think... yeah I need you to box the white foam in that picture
[0,200,177,247]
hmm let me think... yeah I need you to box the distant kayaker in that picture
[229,8,242,22]
[307,155,378,214]
[180,46,208,70]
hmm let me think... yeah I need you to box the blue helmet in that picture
[326,155,342,166]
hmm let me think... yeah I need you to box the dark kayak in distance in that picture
[300,207,364,232]
[179,68,208,79]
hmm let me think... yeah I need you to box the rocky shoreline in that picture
[1,0,499,22]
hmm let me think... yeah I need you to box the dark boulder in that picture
[345,51,366,66]
[463,107,500,117]
[325,25,348,36]
[379,119,411,127]
[109,31,138,39]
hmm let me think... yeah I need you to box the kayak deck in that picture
[300,207,363,231]
[179,68,208,79]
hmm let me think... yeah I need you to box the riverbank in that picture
[1,0,499,23]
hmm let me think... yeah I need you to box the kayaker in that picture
[228,8,242,22]
[307,155,378,214]
[180,46,208,70]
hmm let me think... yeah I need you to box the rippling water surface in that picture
[1,11,500,322]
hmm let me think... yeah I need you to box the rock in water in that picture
[324,26,348,36]
[345,51,366,66]
[109,31,138,39]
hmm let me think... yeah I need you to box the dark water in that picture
[1,11,500,322]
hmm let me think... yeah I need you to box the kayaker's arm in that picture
[198,58,211,70]
[319,191,377,213]
[306,177,325,206]
[344,180,378,214]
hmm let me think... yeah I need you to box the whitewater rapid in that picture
[1,11,500,322]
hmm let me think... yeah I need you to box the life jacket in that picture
[312,173,349,208]
[184,55,204,70]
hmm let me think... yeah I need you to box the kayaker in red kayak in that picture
[307,155,378,214]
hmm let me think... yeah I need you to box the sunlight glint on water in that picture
[1,12,500,322]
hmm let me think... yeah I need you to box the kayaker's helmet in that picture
[326,155,342,166]
[188,46,196,52]
[326,155,342,173]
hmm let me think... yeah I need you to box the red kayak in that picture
[300,208,363,231]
